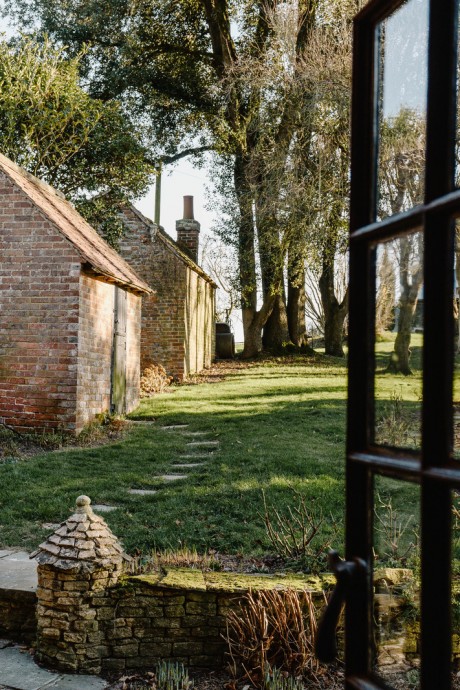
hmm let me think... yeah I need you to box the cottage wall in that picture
[76,277,142,430]
[0,172,81,433]
[126,291,142,412]
[184,268,215,376]
[119,208,215,380]
[76,275,114,431]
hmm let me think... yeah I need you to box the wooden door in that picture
[111,286,127,415]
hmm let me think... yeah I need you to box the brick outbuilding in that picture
[0,154,152,435]
[119,200,216,380]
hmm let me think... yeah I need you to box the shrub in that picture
[261,489,338,573]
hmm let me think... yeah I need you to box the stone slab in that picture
[46,675,108,690]
[0,646,108,690]
[2,552,31,562]
[0,646,60,690]
[91,505,118,513]
[186,441,219,447]
[179,454,214,459]
[154,475,187,481]
[182,431,211,437]
[161,424,189,430]
[173,463,206,468]
[0,551,14,559]
[0,554,37,591]
[128,489,157,496]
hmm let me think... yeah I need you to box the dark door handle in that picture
[315,551,367,663]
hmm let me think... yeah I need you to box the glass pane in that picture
[373,475,420,686]
[377,0,429,220]
[453,491,460,670]
[455,222,460,458]
[456,10,460,187]
[374,232,424,449]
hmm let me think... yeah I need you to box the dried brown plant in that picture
[224,588,326,687]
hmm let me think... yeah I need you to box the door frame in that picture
[111,286,128,415]
[347,1,459,687]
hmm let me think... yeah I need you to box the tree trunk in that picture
[323,305,348,357]
[241,294,277,358]
[234,150,260,350]
[287,261,309,347]
[387,300,417,375]
[387,234,423,374]
[262,293,290,349]
[242,317,264,358]
[319,250,349,357]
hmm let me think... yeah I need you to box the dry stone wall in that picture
[31,496,333,675]
[31,495,457,677]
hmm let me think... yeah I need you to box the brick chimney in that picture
[176,195,200,263]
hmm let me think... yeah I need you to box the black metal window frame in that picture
[346,1,459,688]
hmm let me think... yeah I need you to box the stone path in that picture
[130,423,222,495]
[0,642,107,690]
[0,552,36,591]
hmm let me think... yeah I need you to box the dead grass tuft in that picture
[140,362,174,397]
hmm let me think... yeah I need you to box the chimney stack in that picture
[176,195,200,263]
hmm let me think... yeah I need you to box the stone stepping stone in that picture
[179,454,214,459]
[182,431,212,437]
[173,463,206,468]
[161,424,189,430]
[154,474,188,481]
[92,504,118,513]
[128,489,157,496]
[187,440,219,447]
[41,523,60,531]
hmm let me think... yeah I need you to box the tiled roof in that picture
[0,153,153,295]
[31,495,130,569]
[126,205,217,288]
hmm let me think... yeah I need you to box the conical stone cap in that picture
[31,495,130,570]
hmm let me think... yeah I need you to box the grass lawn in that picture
[0,344,422,569]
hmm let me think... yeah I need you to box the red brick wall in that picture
[0,172,80,433]
[119,207,216,380]
[76,275,114,430]
[76,277,142,430]
[184,268,215,376]
[125,291,142,412]
[119,209,187,378]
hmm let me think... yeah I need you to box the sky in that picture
[381,0,428,119]
[135,158,216,244]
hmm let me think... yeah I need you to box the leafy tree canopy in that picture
[0,35,153,244]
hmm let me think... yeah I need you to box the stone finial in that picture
[30,495,130,569]
[76,494,91,511]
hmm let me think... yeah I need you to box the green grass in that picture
[0,354,347,558]
[0,345,421,567]
[374,332,423,449]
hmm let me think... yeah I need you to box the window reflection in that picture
[377,0,429,219]
[374,232,423,450]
